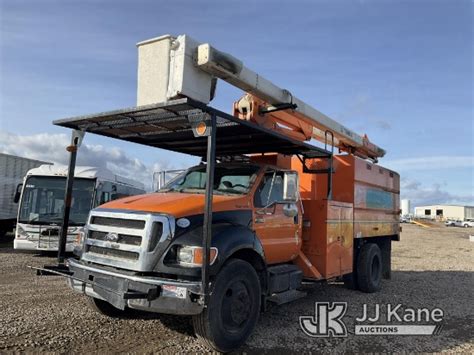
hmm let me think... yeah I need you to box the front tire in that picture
[193,259,261,352]
[357,243,382,293]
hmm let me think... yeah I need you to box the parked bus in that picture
[14,164,146,252]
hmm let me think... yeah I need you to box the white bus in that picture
[14,165,146,252]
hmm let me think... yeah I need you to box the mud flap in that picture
[92,276,128,310]
[380,239,392,279]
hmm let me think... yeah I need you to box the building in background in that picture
[414,204,474,221]
[401,199,411,216]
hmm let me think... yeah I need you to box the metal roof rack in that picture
[53,98,331,159]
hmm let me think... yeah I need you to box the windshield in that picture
[161,165,260,195]
[18,176,95,226]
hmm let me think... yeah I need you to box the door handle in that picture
[255,218,265,224]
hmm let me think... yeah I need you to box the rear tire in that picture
[87,297,132,318]
[192,259,261,353]
[356,243,382,293]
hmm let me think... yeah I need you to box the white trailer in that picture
[0,153,51,238]
[14,164,146,252]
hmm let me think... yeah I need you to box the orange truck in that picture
[39,34,400,352]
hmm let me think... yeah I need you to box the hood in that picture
[99,192,251,218]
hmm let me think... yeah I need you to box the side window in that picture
[96,181,109,206]
[100,192,111,204]
[254,172,284,207]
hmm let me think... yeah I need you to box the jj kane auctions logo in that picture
[300,302,444,337]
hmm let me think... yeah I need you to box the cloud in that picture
[0,130,183,191]
[385,156,474,171]
[373,119,391,130]
[338,93,391,131]
[401,177,474,207]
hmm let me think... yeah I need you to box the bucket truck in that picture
[34,34,400,352]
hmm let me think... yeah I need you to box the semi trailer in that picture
[0,153,51,239]
[35,34,400,352]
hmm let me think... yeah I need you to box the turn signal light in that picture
[195,121,207,136]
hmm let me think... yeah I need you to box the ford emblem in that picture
[176,218,191,228]
[105,232,119,242]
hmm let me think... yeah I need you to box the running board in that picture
[267,289,307,305]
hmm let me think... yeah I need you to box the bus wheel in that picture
[192,259,261,353]
[357,243,382,293]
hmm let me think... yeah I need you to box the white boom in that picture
[136,34,385,160]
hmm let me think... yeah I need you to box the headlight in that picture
[16,225,28,239]
[177,246,218,267]
[73,229,86,257]
[74,230,85,247]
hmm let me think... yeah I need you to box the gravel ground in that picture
[0,224,473,353]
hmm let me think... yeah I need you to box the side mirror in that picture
[100,192,110,204]
[110,185,117,200]
[283,172,298,202]
[13,183,22,203]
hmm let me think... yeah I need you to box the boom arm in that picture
[196,44,385,161]
[232,93,383,161]
[136,34,385,161]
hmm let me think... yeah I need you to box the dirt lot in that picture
[0,224,473,353]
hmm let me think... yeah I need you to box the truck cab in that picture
[71,161,302,289]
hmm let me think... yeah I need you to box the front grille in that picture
[90,216,146,229]
[87,245,139,260]
[82,211,171,271]
[41,228,60,236]
[88,230,142,246]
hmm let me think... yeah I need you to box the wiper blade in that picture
[216,189,244,195]
[178,188,205,194]
[159,187,227,195]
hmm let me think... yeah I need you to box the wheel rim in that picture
[221,280,252,334]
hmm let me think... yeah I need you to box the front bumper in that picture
[67,258,204,315]
[14,239,75,252]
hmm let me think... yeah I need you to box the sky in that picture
[0,0,473,206]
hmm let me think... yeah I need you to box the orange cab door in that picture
[253,171,301,264]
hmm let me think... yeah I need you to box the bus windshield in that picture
[18,176,95,226]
